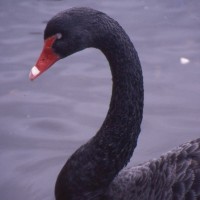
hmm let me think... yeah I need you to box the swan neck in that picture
[55,16,144,199]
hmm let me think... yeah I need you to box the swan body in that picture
[108,139,200,200]
[30,7,200,200]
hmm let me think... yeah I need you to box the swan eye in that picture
[56,33,62,39]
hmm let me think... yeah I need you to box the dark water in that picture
[0,0,200,199]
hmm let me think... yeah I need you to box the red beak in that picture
[29,35,60,80]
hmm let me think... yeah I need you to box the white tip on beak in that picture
[29,66,40,80]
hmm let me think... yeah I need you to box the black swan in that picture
[29,7,200,200]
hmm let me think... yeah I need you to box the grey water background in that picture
[0,0,200,199]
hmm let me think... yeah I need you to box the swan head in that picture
[29,7,101,80]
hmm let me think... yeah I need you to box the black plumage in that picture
[31,7,200,200]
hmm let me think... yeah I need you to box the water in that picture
[0,0,200,199]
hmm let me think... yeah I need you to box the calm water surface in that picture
[0,0,200,199]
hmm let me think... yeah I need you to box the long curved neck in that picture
[55,16,144,200]
[93,17,144,175]
[95,29,144,179]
